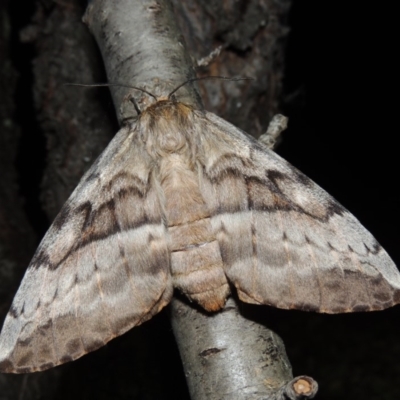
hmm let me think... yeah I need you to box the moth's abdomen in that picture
[159,154,229,311]
[169,218,229,311]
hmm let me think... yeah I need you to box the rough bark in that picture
[170,0,292,138]
[0,0,35,320]
[26,1,117,221]
[0,2,60,399]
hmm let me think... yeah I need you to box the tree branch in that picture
[84,0,317,398]
[83,0,202,122]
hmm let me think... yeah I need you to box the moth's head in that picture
[123,76,251,123]
[120,74,205,120]
[141,99,193,121]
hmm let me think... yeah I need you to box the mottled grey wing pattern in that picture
[201,111,400,313]
[0,125,173,373]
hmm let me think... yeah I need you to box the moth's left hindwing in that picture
[201,111,400,313]
[0,125,173,373]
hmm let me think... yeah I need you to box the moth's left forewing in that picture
[200,111,400,313]
[0,125,173,373]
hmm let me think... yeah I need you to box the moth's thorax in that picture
[138,101,189,137]
[136,100,200,159]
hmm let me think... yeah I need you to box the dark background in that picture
[280,3,399,398]
[1,1,398,399]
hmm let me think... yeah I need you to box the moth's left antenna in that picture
[64,83,158,100]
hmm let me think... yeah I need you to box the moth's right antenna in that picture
[168,76,253,99]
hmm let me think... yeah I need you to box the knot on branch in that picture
[272,376,318,400]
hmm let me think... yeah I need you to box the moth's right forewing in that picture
[0,125,173,373]
[201,111,400,313]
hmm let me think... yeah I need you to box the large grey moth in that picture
[1,90,399,373]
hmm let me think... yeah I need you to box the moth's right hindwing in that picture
[201,111,400,313]
[0,125,173,373]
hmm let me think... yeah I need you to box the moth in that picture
[1,84,400,374]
